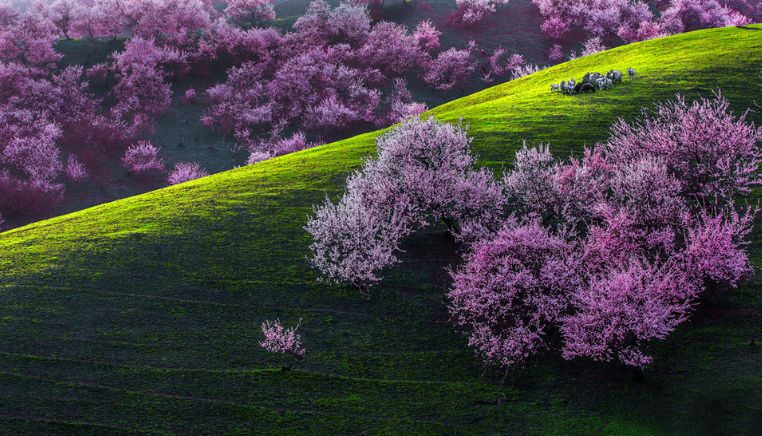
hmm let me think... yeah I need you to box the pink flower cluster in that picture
[65,155,88,182]
[167,161,208,185]
[306,116,503,290]
[450,222,579,367]
[122,141,164,174]
[225,0,276,27]
[0,2,189,220]
[452,94,759,369]
[308,95,760,370]
[451,0,511,26]
[202,0,462,155]
[0,58,128,218]
[260,319,306,369]
[533,0,755,44]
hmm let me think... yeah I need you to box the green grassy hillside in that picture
[1,26,761,433]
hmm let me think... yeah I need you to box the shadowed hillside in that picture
[0,26,761,433]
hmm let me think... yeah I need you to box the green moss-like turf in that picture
[1,26,761,433]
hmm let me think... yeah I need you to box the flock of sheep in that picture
[551,68,637,94]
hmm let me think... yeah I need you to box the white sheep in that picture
[606,70,621,83]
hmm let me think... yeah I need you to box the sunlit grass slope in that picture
[1,26,761,433]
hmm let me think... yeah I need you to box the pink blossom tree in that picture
[0,62,106,218]
[502,143,559,221]
[451,0,509,26]
[679,210,755,290]
[260,319,306,370]
[605,94,761,207]
[200,20,282,65]
[247,151,271,164]
[111,63,172,136]
[533,0,654,41]
[90,0,131,39]
[203,0,484,151]
[511,63,544,79]
[110,39,176,136]
[547,44,563,62]
[225,0,276,27]
[423,45,476,93]
[318,1,371,43]
[659,0,750,35]
[561,259,699,368]
[358,22,422,76]
[413,20,440,53]
[113,36,189,79]
[0,113,63,216]
[306,117,504,290]
[447,94,759,372]
[65,154,88,182]
[0,5,61,66]
[449,222,580,368]
[182,88,197,104]
[245,132,320,161]
[204,0,449,152]
[130,0,216,49]
[481,48,525,82]
[0,44,140,219]
[540,16,570,39]
[122,141,164,175]
[204,41,382,152]
[45,0,84,39]
[532,0,752,46]
[384,78,427,124]
[305,174,416,290]
[72,3,105,39]
[167,161,208,185]
[580,36,606,57]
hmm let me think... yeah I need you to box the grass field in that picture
[1,26,761,433]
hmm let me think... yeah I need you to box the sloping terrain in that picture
[46,0,555,225]
[0,26,761,433]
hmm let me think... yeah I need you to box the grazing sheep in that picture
[552,67,631,96]
[606,69,623,83]
[574,82,595,94]
[561,78,576,94]
[596,77,613,90]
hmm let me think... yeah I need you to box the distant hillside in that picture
[0,26,761,433]
[42,0,558,227]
